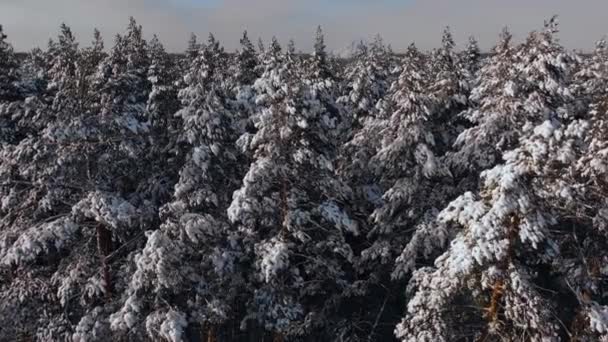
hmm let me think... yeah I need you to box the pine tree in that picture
[287,39,296,55]
[229,37,359,338]
[309,25,331,79]
[228,31,261,137]
[113,74,243,342]
[428,27,469,151]
[338,42,424,215]
[395,17,580,342]
[47,23,80,115]
[448,28,521,175]
[234,30,258,86]
[182,33,227,97]
[551,34,608,342]
[572,37,608,113]
[146,34,178,129]
[362,40,452,280]
[3,14,608,342]
[19,47,49,97]
[338,35,392,129]
[303,27,342,146]
[76,29,106,113]
[94,18,150,130]
[0,19,157,341]
[0,24,23,144]
[185,32,200,61]
[461,35,481,86]
[0,25,20,102]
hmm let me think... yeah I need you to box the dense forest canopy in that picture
[1,16,608,342]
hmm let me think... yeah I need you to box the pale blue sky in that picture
[1,0,607,53]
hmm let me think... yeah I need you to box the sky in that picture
[1,0,607,53]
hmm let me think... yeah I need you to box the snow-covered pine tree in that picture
[94,19,150,130]
[284,39,304,88]
[572,36,608,115]
[395,17,580,342]
[0,24,89,341]
[303,26,342,146]
[460,35,482,88]
[428,27,469,151]
[229,35,359,339]
[548,35,608,341]
[0,25,20,103]
[146,34,178,130]
[111,32,245,340]
[362,40,452,279]
[60,20,167,342]
[287,39,296,55]
[185,32,200,62]
[257,37,266,55]
[309,26,331,79]
[19,47,50,98]
[448,27,523,175]
[179,32,201,83]
[47,23,80,115]
[241,36,283,141]
[76,29,106,114]
[337,43,425,236]
[229,30,260,136]
[338,35,392,130]
[182,33,228,98]
[0,24,24,144]
[137,34,182,209]
[234,30,259,87]
[0,18,157,341]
